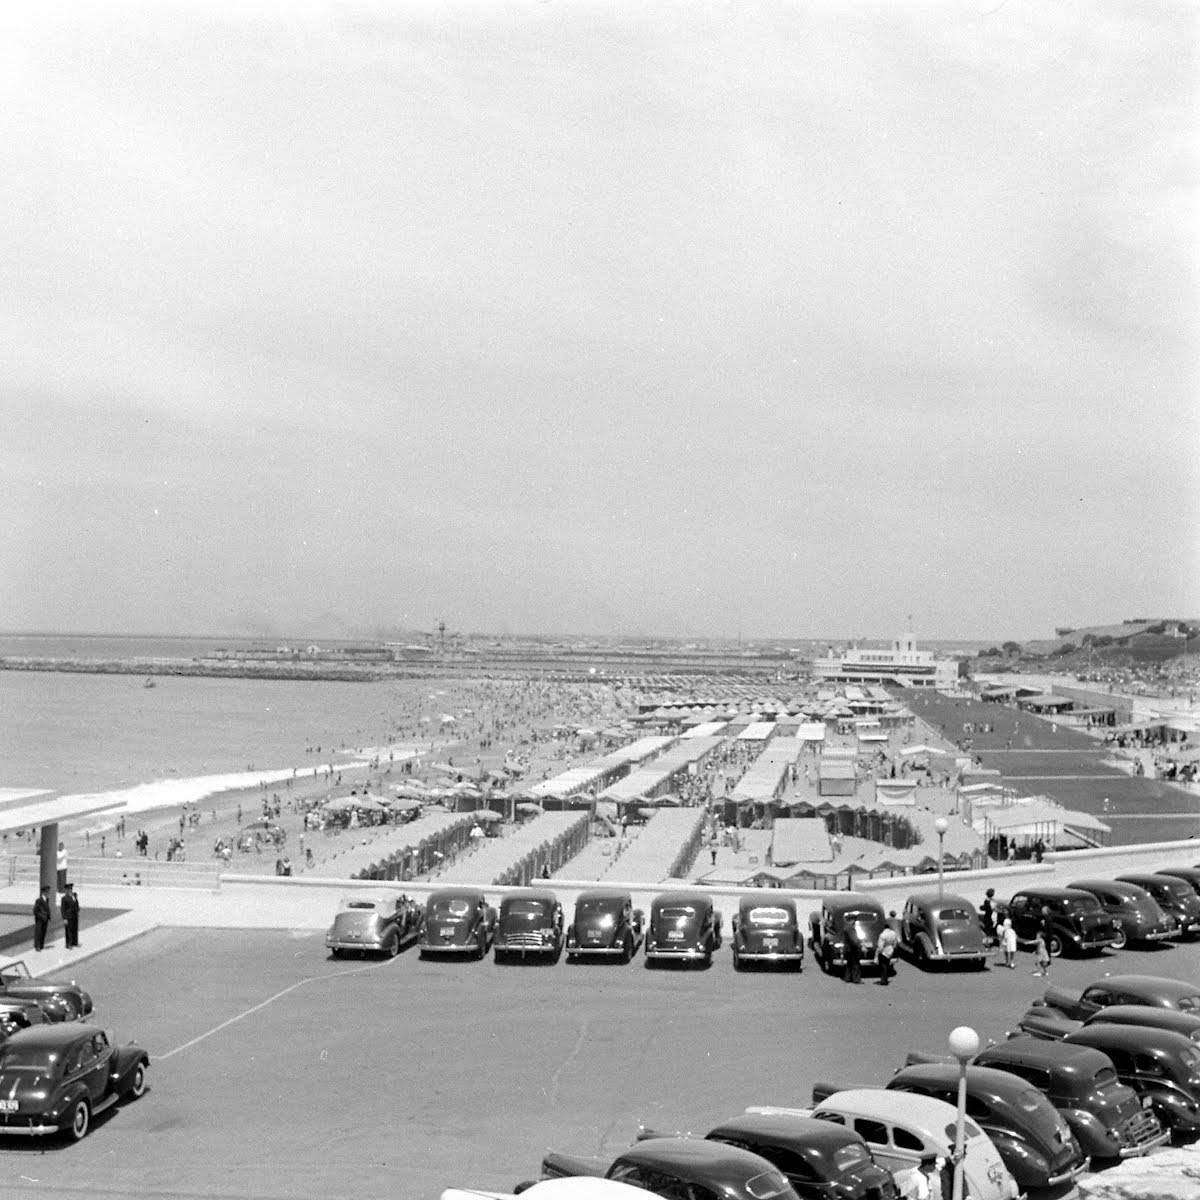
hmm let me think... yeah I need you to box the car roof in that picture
[1087,1006,1200,1034]
[1115,873,1186,885]
[428,888,485,902]
[576,890,631,904]
[906,891,972,909]
[893,1063,1042,1103]
[816,1089,958,1133]
[1013,886,1093,900]
[983,1036,1113,1074]
[1157,867,1200,881]
[1067,879,1152,898]
[339,893,400,911]
[651,891,712,909]
[1069,1024,1195,1053]
[3,1022,100,1050]
[501,890,557,906]
[621,1136,777,1180]
[822,895,884,914]
[709,1112,857,1149]
[1084,974,1200,1000]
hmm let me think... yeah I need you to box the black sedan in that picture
[0,1023,149,1141]
[0,961,93,1021]
[731,898,804,971]
[418,889,497,959]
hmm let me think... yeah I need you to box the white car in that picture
[442,1179,651,1200]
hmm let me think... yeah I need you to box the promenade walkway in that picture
[436,811,588,885]
[596,807,706,883]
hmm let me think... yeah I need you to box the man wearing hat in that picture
[60,882,81,950]
[32,886,51,952]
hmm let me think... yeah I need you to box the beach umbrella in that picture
[387,797,422,813]
[637,807,659,819]
[474,809,503,823]
[516,802,543,815]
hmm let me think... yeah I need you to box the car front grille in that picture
[502,932,546,947]
[1120,1107,1165,1149]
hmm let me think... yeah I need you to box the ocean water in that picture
[0,671,429,816]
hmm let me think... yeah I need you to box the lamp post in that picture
[948,1025,980,1200]
[934,816,948,902]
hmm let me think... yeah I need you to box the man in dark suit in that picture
[60,882,81,949]
[32,886,51,951]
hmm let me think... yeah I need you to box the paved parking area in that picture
[5,928,1200,1200]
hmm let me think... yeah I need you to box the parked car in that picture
[644,892,722,967]
[418,889,497,959]
[564,890,643,963]
[444,1180,652,1200]
[0,1023,149,1141]
[701,1111,898,1200]
[1154,867,1200,914]
[884,1063,1086,1190]
[325,892,423,959]
[1065,878,1177,947]
[0,999,53,1041]
[0,962,93,1021]
[1019,975,1200,1030]
[1002,887,1121,957]
[808,895,887,975]
[493,891,563,964]
[794,1090,1020,1200]
[731,897,804,971]
[975,1036,1169,1160]
[1063,1024,1200,1136]
[898,892,988,969]
[539,1136,800,1200]
[1015,999,1200,1045]
[1115,873,1200,938]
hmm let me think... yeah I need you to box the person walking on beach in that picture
[32,886,51,951]
[60,883,80,949]
[1032,929,1051,978]
[1000,918,1017,968]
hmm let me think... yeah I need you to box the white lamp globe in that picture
[934,816,949,835]
[948,1025,980,1061]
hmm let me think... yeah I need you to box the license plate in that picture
[667,931,684,941]
[440,926,456,936]
[0,1100,17,1112]
[763,937,779,948]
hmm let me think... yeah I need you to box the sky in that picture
[1,1,1196,641]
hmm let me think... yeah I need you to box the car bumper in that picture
[0,1120,62,1136]
[1118,1126,1171,1157]
[495,941,557,955]
[1071,935,1120,950]
[735,948,804,962]
[567,944,626,957]
[646,946,708,959]
[1136,929,1177,942]
[418,942,478,954]
[326,938,386,952]
[927,948,987,961]
[1045,1161,1087,1187]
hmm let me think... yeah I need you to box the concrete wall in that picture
[219,836,1200,926]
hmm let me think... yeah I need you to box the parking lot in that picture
[5,926,1200,1200]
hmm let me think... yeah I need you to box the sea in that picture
[0,660,429,818]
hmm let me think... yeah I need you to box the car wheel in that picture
[129,1061,148,1099]
[68,1098,90,1141]
[1110,926,1127,950]
[386,934,400,958]
[732,951,742,972]
[619,934,633,965]
[1047,933,1064,958]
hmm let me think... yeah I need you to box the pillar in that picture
[39,821,59,893]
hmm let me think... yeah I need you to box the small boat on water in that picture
[143,677,157,689]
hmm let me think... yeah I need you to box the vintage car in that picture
[898,892,988,969]
[731,897,804,971]
[974,1036,1169,1160]
[808,895,887,975]
[1018,974,1200,1030]
[539,1135,800,1200]
[1156,866,1200,901]
[325,892,423,958]
[0,961,93,1021]
[1062,1024,1200,1135]
[790,1090,1020,1200]
[0,1023,149,1141]
[564,890,643,963]
[1114,873,1200,938]
[1002,887,1121,956]
[493,891,563,964]
[0,998,54,1041]
[1065,878,1177,947]
[702,1111,898,1200]
[883,1063,1086,1190]
[418,889,497,959]
[644,891,722,967]
[1014,999,1200,1045]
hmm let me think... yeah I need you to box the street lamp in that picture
[948,1025,980,1200]
[934,816,948,902]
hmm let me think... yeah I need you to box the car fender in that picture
[46,1080,91,1127]
[914,931,938,959]
[1014,1008,1082,1041]
[1147,1085,1200,1127]
[984,1129,1052,1188]
[1058,1107,1118,1157]
[109,1047,148,1092]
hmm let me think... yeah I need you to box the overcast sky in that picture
[2,1,1196,640]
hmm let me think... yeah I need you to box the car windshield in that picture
[846,914,880,937]
[748,907,793,927]
[1066,896,1102,914]
[504,900,549,919]
[745,1169,794,1199]
[0,1046,61,1074]
[832,1144,871,1172]
[0,963,32,983]
[1160,879,1192,900]
[936,907,972,923]
[430,898,472,919]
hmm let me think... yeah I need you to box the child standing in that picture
[1001,918,1017,969]
[1032,929,1051,977]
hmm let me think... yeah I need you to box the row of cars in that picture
[327,860,1200,976]
[0,960,149,1143]
[446,971,1200,1200]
